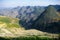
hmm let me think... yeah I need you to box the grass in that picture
[0,16,20,28]
[0,17,11,23]
[0,36,58,40]
[7,23,20,28]
[0,16,59,40]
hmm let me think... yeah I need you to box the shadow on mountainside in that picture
[19,20,60,34]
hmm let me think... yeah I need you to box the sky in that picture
[0,0,60,8]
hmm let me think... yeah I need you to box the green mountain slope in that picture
[0,16,21,28]
[31,6,60,33]
[0,16,58,38]
[37,5,60,25]
[0,16,24,37]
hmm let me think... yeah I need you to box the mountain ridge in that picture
[31,5,60,33]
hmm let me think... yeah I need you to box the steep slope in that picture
[31,5,60,33]
[0,16,58,38]
[52,5,60,10]
[0,16,24,37]
[39,5,60,24]
[18,6,45,28]
[0,16,21,28]
[45,5,60,12]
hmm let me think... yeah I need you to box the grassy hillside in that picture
[0,16,24,37]
[0,16,59,40]
[0,16,22,28]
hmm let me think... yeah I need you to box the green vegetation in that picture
[39,6,60,25]
[0,17,11,23]
[0,36,58,40]
[0,16,20,28]
[32,6,60,32]
[59,34,60,40]
[7,23,20,28]
[0,15,59,40]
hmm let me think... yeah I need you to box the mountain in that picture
[0,16,58,38]
[0,5,60,18]
[1,5,60,29]
[18,6,45,20]
[52,5,60,10]
[0,5,60,32]
[0,7,20,18]
[0,5,59,39]
[0,6,45,19]
[0,6,45,29]
[38,5,60,23]
[31,5,60,33]
[45,5,60,13]
[18,6,45,28]
[58,9,60,12]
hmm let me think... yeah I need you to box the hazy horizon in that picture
[0,0,60,8]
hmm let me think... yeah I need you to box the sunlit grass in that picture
[0,17,11,23]
[0,16,20,28]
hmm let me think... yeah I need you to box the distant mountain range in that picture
[0,7,20,18]
[0,5,60,33]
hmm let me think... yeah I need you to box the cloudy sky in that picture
[0,0,60,8]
